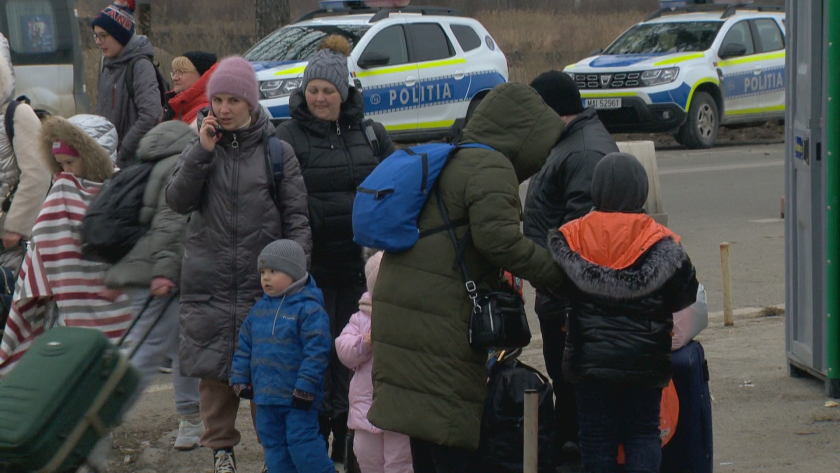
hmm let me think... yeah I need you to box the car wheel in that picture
[678,91,718,149]
[465,96,483,126]
[673,132,685,145]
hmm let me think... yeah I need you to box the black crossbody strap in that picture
[434,184,480,313]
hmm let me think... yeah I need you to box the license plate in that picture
[585,98,622,109]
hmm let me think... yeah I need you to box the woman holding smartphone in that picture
[166,55,311,473]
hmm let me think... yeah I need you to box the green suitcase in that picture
[0,326,141,472]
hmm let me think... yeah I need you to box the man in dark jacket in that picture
[547,152,698,473]
[523,70,619,466]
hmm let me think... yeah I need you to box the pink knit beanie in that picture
[206,56,259,111]
[365,251,383,295]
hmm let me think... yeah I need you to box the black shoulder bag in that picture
[434,184,531,350]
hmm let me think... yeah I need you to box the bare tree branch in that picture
[255,0,291,41]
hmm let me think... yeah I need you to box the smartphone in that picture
[206,107,224,138]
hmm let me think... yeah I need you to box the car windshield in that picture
[604,21,723,54]
[244,24,371,62]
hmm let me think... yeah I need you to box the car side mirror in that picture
[358,51,390,69]
[719,43,747,59]
[590,48,604,56]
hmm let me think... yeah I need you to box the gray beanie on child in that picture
[258,240,307,282]
[303,49,350,103]
[591,152,649,213]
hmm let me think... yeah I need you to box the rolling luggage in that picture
[661,341,713,473]
[0,296,166,472]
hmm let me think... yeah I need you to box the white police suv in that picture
[564,2,785,148]
[244,0,508,142]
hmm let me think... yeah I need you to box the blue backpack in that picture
[352,142,494,252]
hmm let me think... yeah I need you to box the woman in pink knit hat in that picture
[166,55,312,473]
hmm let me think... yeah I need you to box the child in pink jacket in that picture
[336,251,413,473]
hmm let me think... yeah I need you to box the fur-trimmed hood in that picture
[549,226,690,300]
[0,34,15,107]
[40,115,118,183]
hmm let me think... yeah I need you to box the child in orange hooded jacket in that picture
[548,152,698,473]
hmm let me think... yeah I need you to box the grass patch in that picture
[756,306,785,318]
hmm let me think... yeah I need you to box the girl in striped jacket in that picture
[0,114,132,373]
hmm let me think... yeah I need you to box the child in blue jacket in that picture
[230,239,333,473]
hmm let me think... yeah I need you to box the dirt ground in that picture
[98,306,840,473]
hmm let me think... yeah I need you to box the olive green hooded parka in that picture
[368,83,566,450]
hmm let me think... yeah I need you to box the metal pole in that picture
[523,389,538,473]
[720,243,734,327]
[825,0,840,385]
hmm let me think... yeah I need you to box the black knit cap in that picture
[530,70,585,117]
[182,51,217,77]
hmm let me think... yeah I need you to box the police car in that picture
[243,0,508,141]
[563,2,785,148]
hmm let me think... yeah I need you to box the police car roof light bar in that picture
[720,3,783,19]
[296,4,462,23]
[646,2,782,21]
[297,1,375,23]
[369,6,463,23]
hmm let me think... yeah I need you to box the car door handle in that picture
[405,76,417,87]
[454,69,466,80]
[753,67,762,75]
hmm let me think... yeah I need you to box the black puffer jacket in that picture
[276,87,395,279]
[524,108,618,248]
[548,214,698,388]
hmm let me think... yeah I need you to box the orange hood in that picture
[559,211,681,271]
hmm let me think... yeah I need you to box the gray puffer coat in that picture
[94,34,162,168]
[104,121,195,288]
[166,108,312,381]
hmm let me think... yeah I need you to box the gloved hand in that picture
[232,383,254,400]
[291,388,314,411]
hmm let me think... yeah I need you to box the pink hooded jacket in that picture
[336,292,379,433]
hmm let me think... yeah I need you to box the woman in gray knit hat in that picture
[275,34,395,463]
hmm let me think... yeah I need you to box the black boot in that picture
[330,412,348,462]
[344,429,362,473]
[318,414,331,451]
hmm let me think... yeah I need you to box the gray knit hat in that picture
[303,35,351,102]
[258,240,307,282]
[591,152,649,213]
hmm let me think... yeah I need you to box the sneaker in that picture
[174,415,204,451]
[213,449,237,473]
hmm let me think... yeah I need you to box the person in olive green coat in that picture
[367,82,567,469]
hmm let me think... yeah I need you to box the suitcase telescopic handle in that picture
[116,293,177,360]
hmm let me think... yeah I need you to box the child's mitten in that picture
[232,383,254,400]
[291,389,314,411]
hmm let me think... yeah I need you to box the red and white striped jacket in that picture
[0,173,131,373]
